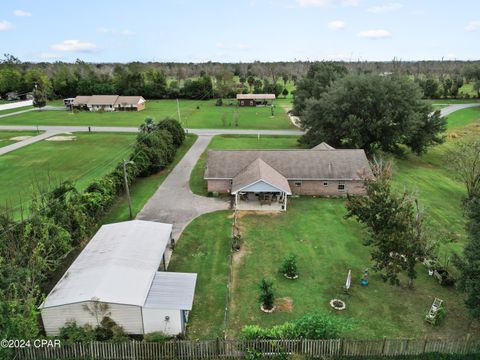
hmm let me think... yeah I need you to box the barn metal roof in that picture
[144,272,197,310]
[41,220,172,309]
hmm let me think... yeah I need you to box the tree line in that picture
[1,54,480,100]
[0,118,185,347]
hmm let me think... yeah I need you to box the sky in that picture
[0,0,479,63]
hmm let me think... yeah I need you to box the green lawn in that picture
[172,107,480,339]
[0,132,136,215]
[0,130,42,148]
[0,99,294,130]
[0,105,33,115]
[102,134,198,223]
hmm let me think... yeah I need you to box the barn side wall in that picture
[41,301,143,336]
[142,308,183,335]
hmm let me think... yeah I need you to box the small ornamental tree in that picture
[258,278,275,311]
[282,87,289,98]
[280,254,298,278]
[32,85,47,110]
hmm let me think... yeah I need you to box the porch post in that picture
[284,192,288,211]
[235,192,238,209]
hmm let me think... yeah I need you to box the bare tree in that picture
[447,139,480,198]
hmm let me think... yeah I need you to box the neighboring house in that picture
[6,91,19,101]
[63,98,75,108]
[204,143,373,211]
[236,93,275,107]
[72,95,146,112]
[40,220,197,336]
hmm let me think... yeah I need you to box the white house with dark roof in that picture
[40,220,197,336]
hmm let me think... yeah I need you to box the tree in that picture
[247,75,255,92]
[157,117,185,147]
[300,73,447,155]
[258,278,275,310]
[282,88,289,98]
[292,62,347,115]
[447,139,480,199]
[32,85,47,110]
[346,159,427,287]
[453,196,480,319]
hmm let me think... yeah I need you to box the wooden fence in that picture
[15,337,480,359]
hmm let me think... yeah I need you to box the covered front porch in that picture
[234,191,287,211]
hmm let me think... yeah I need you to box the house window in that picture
[294,180,302,187]
[323,181,328,187]
[338,181,346,192]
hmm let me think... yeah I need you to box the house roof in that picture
[72,95,145,106]
[116,96,146,105]
[87,95,119,105]
[41,220,172,309]
[231,158,291,194]
[205,149,373,181]
[143,272,197,310]
[312,142,335,150]
[236,93,276,100]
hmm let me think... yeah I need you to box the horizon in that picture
[1,0,479,63]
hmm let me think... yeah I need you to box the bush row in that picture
[0,118,185,343]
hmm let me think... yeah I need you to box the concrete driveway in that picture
[136,135,230,248]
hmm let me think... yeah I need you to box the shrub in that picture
[58,321,95,342]
[241,313,354,340]
[280,254,298,278]
[156,117,185,148]
[215,98,223,106]
[144,331,170,342]
[258,278,275,310]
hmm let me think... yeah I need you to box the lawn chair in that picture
[425,297,443,324]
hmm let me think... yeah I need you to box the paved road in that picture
[435,103,480,117]
[136,135,230,263]
[0,130,62,156]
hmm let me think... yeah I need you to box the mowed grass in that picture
[0,132,136,215]
[173,107,480,339]
[102,134,198,223]
[189,135,302,196]
[0,105,33,115]
[167,211,232,339]
[0,130,42,148]
[1,99,294,130]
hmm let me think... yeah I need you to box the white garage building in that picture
[40,220,197,336]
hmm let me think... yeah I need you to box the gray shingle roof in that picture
[205,149,372,180]
[311,142,335,150]
[231,158,291,194]
[236,94,276,100]
[144,272,197,310]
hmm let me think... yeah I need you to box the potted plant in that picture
[279,254,299,279]
[258,278,275,313]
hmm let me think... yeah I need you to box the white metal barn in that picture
[40,220,197,336]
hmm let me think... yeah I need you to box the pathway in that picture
[0,130,62,156]
[136,135,230,263]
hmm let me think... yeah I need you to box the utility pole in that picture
[122,159,134,219]
[176,98,186,130]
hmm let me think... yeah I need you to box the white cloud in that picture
[0,21,13,31]
[367,2,403,14]
[328,20,346,30]
[358,29,392,39]
[50,40,98,52]
[296,0,358,7]
[39,52,64,59]
[14,10,32,17]
[465,20,480,32]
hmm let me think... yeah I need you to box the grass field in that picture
[0,105,33,115]
[171,106,480,339]
[0,130,42,148]
[102,134,198,223]
[0,132,136,215]
[0,99,294,130]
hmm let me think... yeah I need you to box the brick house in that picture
[72,95,146,112]
[204,143,373,211]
